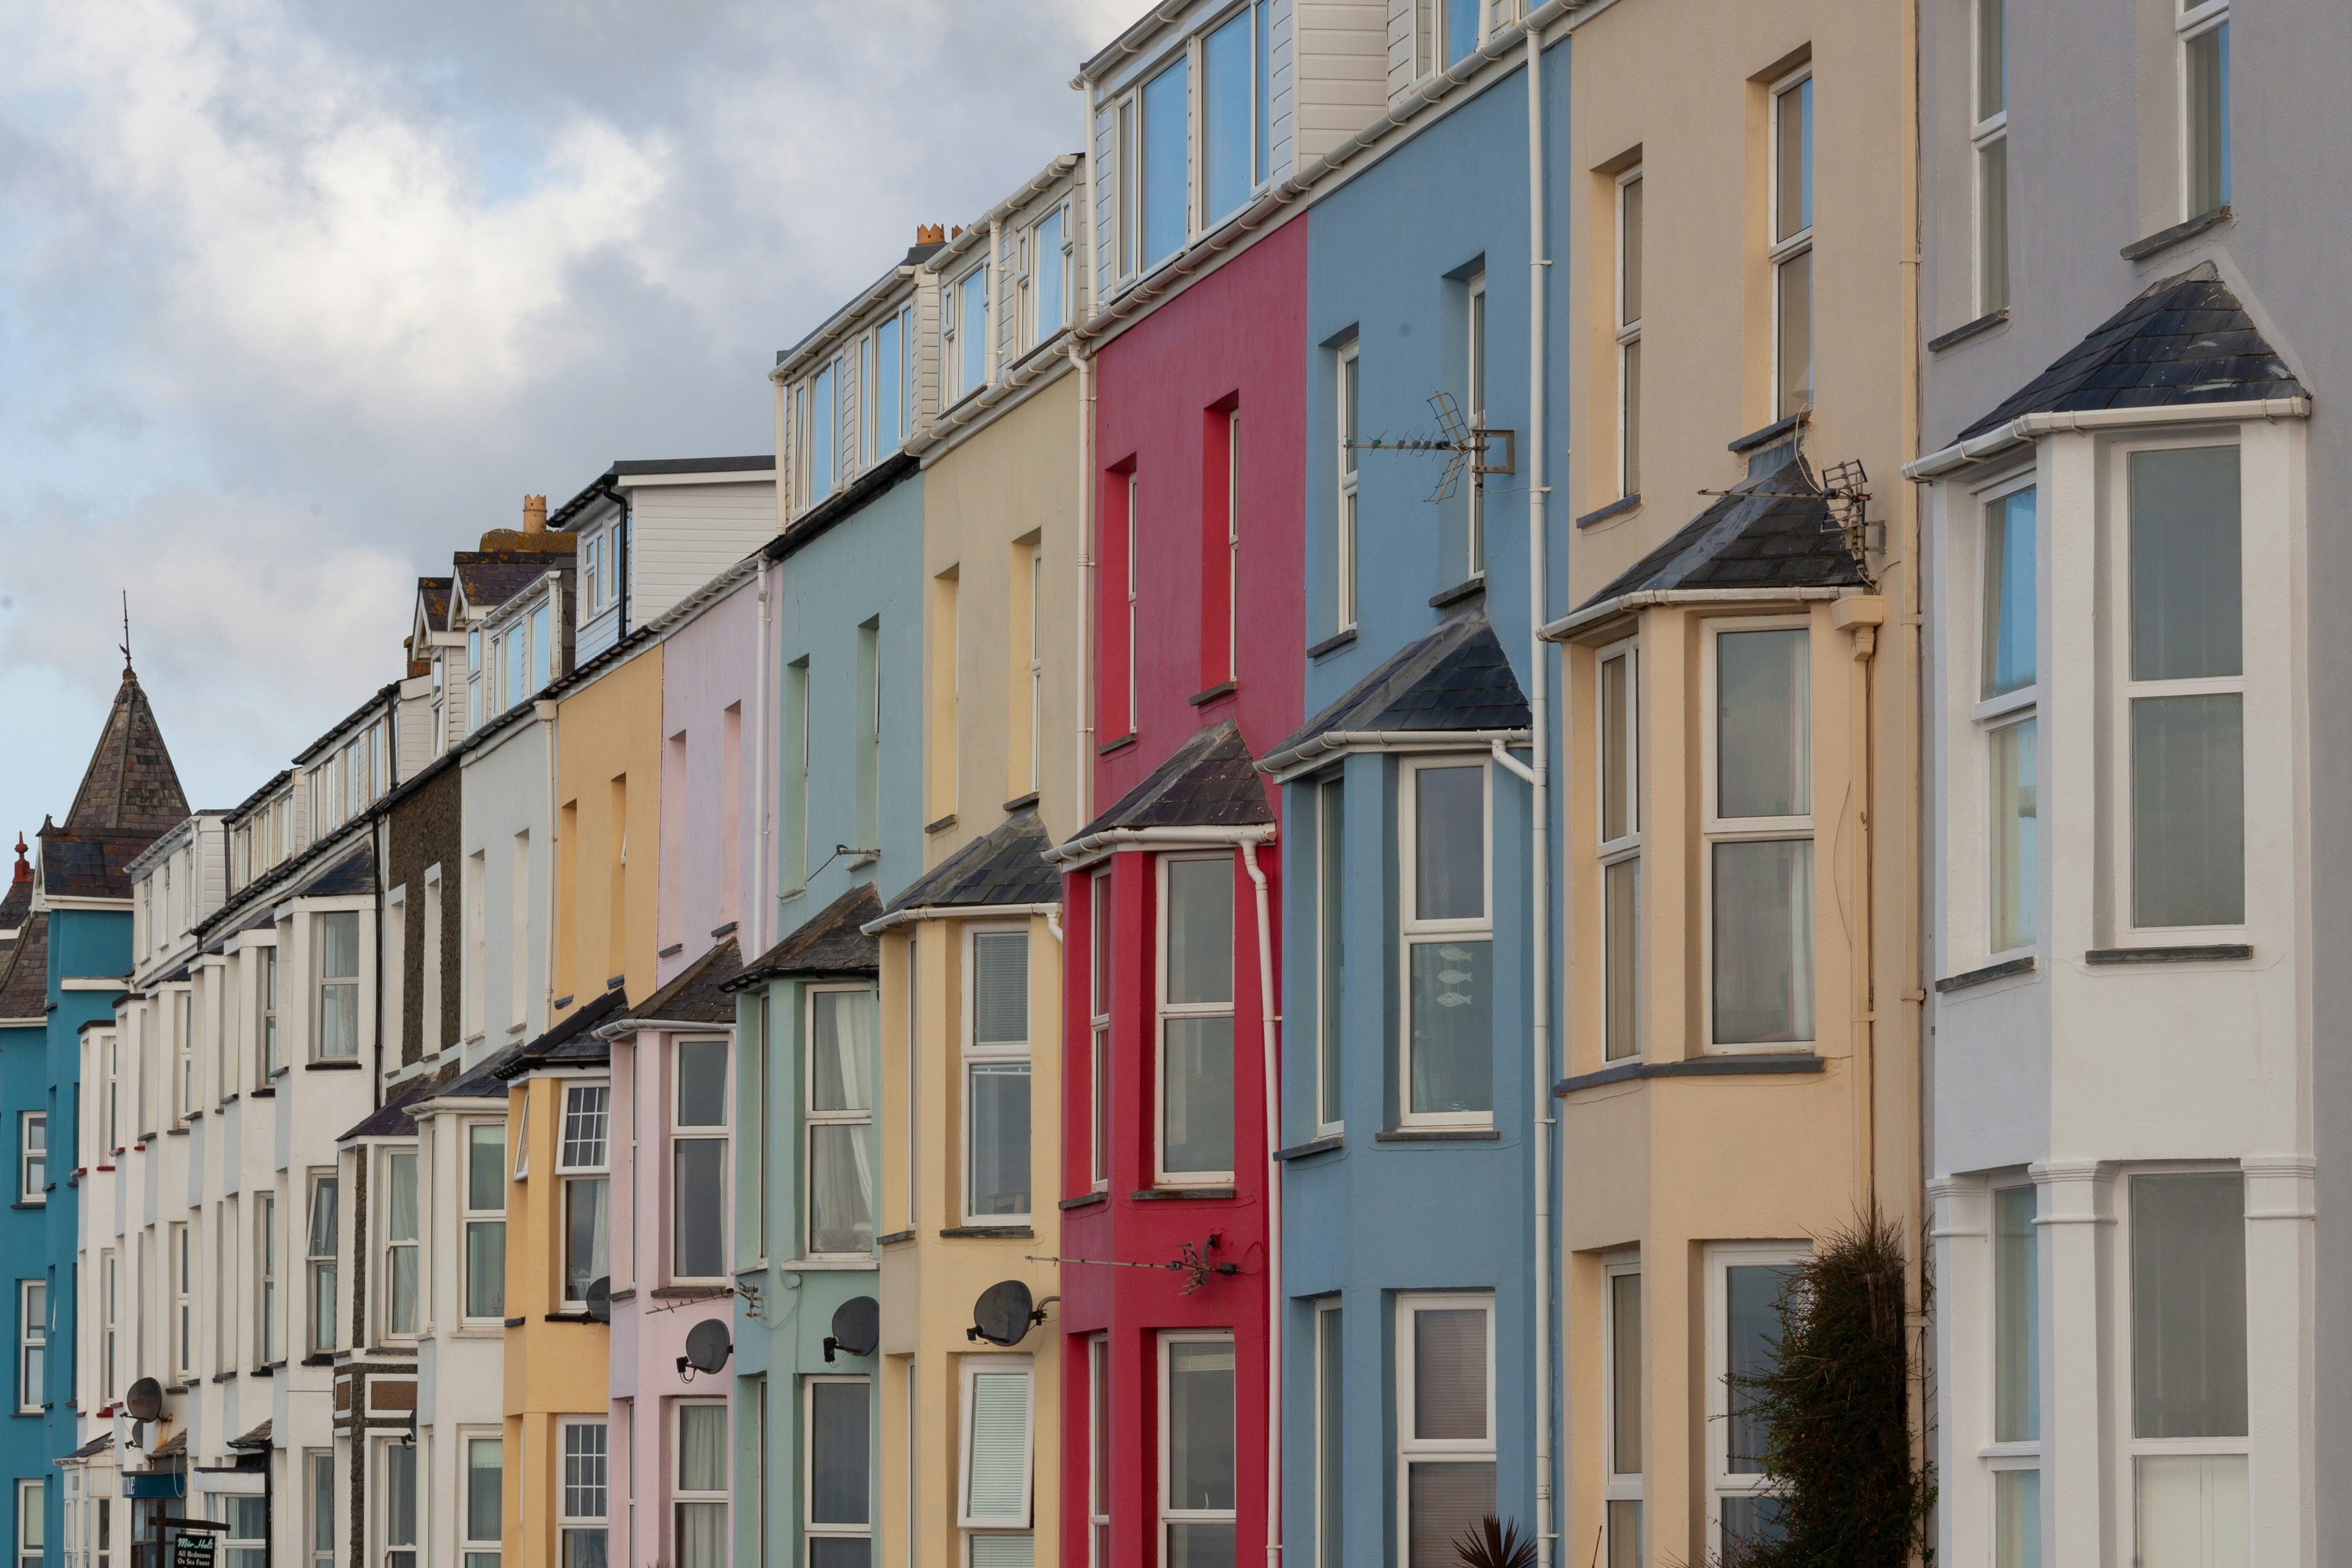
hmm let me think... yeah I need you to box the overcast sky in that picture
[0,0,1136,855]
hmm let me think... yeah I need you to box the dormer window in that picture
[583,532,603,611]
[468,628,483,731]
[947,268,989,402]
[1110,3,1273,284]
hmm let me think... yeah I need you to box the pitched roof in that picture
[0,913,48,1021]
[432,1037,536,1101]
[492,986,630,1080]
[1260,614,1530,773]
[416,578,454,634]
[1071,718,1274,839]
[727,882,884,990]
[38,665,189,899]
[68,1432,112,1459]
[876,809,1060,921]
[453,554,560,614]
[289,841,377,899]
[338,1058,460,1142]
[227,1420,272,1451]
[0,837,30,935]
[1955,262,2307,443]
[1574,454,1869,611]
[618,936,743,1027]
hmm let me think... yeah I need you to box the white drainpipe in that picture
[1243,836,1282,1568]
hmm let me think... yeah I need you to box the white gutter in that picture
[1900,396,2311,480]
[1041,822,1276,872]
[755,555,773,952]
[857,900,1063,938]
[1257,728,1532,782]
[1541,585,1861,643]
[1243,837,1281,1568]
[770,266,919,387]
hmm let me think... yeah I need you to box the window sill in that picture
[1728,411,1807,455]
[1188,680,1237,707]
[1002,792,1040,814]
[249,1086,276,1099]
[939,1225,1034,1239]
[1272,1135,1343,1162]
[1374,1129,1498,1143]
[543,1311,596,1323]
[2122,204,2232,263]
[217,1093,239,1106]
[925,812,960,835]
[9,1201,43,1211]
[165,1384,190,1394]
[502,1317,527,1328]
[658,943,684,959]
[1934,955,2037,993]
[210,1371,237,1384]
[258,1361,287,1373]
[269,1065,289,1080]
[1057,1192,1108,1211]
[2085,943,2252,965]
[651,1285,732,1299]
[1574,494,1642,530]
[305,1059,363,1071]
[1927,308,2010,353]
[1555,1051,1825,1096]
[165,1127,189,1137]
[877,1229,917,1246]
[1429,578,1487,611]
[1096,732,1138,757]
[1130,1187,1234,1200]
[1306,630,1358,660]
[779,1257,876,1271]
[298,1354,335,1367]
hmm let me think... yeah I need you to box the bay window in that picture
[1598,642,1641,1061]
[1315,779,1346,1135]
[806,1377,872,1567]
[1991,1184,2040,1568]
[384,1441,418,1568]
[806,986,876,1258]
[384,1148,419,1338]
[1087,1336,1111,1568]
[1160,1333,1236,1568]
[306,1174,338,1355]
[559,1417,610,1568]
[1770,69,1814,416]
[1157,855,1234,1185]
[466,1122,507,1320]
[18,1112,42,1203]
[1396,1293,1494,1568]
[1400,760,1492,1124]
[965,930,1032,1223]
[558,1085,611,1306]
[224,1498,264,1568]
[316,911,360,1060]
[959,1358,1035,1565]
[1091,873,1110,1189]
[1982,481,2038,954]
[258,1194,279,1365]
[2127,1171,2247,1566]
[674,1038,728,1281]
[2122,445,2242,933]
[675,1401,728,1568]
[465,1435,504,1568]
[1706,622,1814,1047]
[1709,1245,1805,1555]
[1604,1264,1642,1568]
[1314,1301,1343,1568]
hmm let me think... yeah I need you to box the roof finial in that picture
[9,835,27,887]
[120,590,132,672]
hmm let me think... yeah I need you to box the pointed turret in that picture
[37,663,191,900]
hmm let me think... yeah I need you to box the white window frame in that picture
[949,265,990,404]
[1029,202,1074,346]
[461,1430,504,1568]
[257,1192,279,1365]
[805,983,877,1260]
[957,1354,1037,1541]
[1090,872,1112,1191]
[314,909,361,1062]
[962,924,1034,1226]
[1768,65,1814,419]
[1615,169,1643,498]
[1465,270,1488,574]
[1155,853,1236,1187]
[671,1037,730,1285]
[1597,638,1642,1062]
[1397,757,1494,1130]
[673,1398,728,1564]
[1971,0,2009,314]
[99,1251,115,1400]
[1312,1298,1342,1568]
[1157,1330,1237,1564]
[1972,468,2040,960]
[1225,408,1242,679]
[1313,777,1345,1139]
[16,1281,42,1414]
[2176,0,2230,220]
[306,1172,338,1355]
[18,1111,43,1204]
[556,1083,612,1309]
[1394,1291,1497,1565]
[1028,546,1046,795]
[16,1479,39,1568]
[381,1146,420,1342]
[462,1121,508,1323]
[1087,1335,1111,1568]
[804,1376,873,1561]
[1983,1180,2042,1555]
[380,1433,420,1568]
[1601,1256,1643,1563]
[558,1415,611,1568]
[1705,1241,1811,1557]
[1699,614,1817,1053]
[171,1221,193,1382]
[308,1451,334,1568]
[1336,342,1360,633]
[1125,475,1140,737]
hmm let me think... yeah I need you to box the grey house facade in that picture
[1908,2,2342,1564]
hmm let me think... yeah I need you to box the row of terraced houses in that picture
[3,0,2344,1565]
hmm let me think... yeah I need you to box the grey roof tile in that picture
[878,811,1061,919]
[1261,615,1530,771]
[0,913,48,1019]
[619,937,743,1026]
[1574,454,1869,611]
[491,987,630,1079]
[727,883,884,989]
[1072,719,1273,839]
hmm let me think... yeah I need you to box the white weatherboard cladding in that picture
[621,480,779,628]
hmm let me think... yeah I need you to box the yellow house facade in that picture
[1544,1,1921,1563]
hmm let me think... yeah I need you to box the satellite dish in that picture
[584,1277,611,1325]
[969,1280,1036,1348]
[683,1319,733,1375]
[124,1378,164,1423]
[824,1296,880,1362]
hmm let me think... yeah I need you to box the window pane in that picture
[1143,61,1189,268]
[1609,1273,1642,1474]
[1202,11,1252,220]
[465,1222,506,1318]
[678,1403,727,1492]
[1317,781,1346,1128]
[677,1039,728,1128]
[469,1124,507,1212]
[810,1383,872,1524]
[1989,718,2038,953]
[1726,1263,1793,1473]
[308,1179,339,1255]
[1164,858,1233,1006]
[1978,137,2010,312]
[2184,22,2229,216]
[1711,840,1815,1044]
[965,1372,1031,1520]
[876,316,902,451]
[1605,1501,1643,1568]
[389,1248,420,1335]
[564,1178,608,1301]
[1412,1307,1487,1439]
[1409,942,1492,1115]
[809,1542,870,1568]
[1721,1496,1787,1556]
[1036,210,1067,335]
[1161,1018,1234,1175]
[466,1438,504,1545]
[811,991,876,1113]
[2131,694,2244,928]
[1166,1341,1236,1510]
[813,365,836,499]
[1620,338,1642,497]
[1254,0,1272,184]
[1445,0,1479,60]
[1776,248,1812,415]
[1342,354,1359,471]
[677,1503,726,1568]
[959,270,989,397]
[561,1532,609,1568]
[967,1062,1032,1217]
[1168,1524,1236,1568]
[1604,860,1639,1062]
[1316,1308,1343,1568]
[1995,1469,2041,1568]
[387,1152,418,1242]
[1982,487,2036,695]
[2135,1455,2246,1568]
[1976,0,2005,119]
[809,1125,876,1255]
[1414,765,1486,921]
[2130,446,2241,681]
[1407,1463,1496,1568]
[673,1140,725,1276]
[1620,178,1642,326]
[2131,1171,2247,1439]
[972,933,1030,1046]
[1774,79,1812,239]
[562,1086,611,1168]
[1717,630,1811,819]
[1602,655,1633,840]
[968,1536,1031,1568]
[1994,1186,2040,1443]
[563,1422,609,1518]
[386,1444,418,1544]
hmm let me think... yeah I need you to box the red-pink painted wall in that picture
[1061,216,1306,1568]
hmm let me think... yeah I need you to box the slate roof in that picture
[1,837,31,930]
[492,986,630,1080]
[726,882,885,990]
[619,936,743,1027]
[289,841,378,900]
[338,1059,460,1142]
[875,809,1061,920]
[0,913,48,1021]
[1260,615,1530,772]
[227,1420,272,1450]
[1069,718,1274,840]
[292,681,400,765]
[67,1432,112,1459]
[417,578,454,633]
[433,1038,536,1100]
[38,665,189,899]
[150,1431,186,1457]
[454,554,560,613]
[1955,262,2308,443]
[1574,454,1869,612]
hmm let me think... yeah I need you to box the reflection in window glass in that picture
[1989,719,2037,953]
[1202,11,1253,222]
[1142,62,1190,269]
[1983,487,2037,696]
[1164,1340,1236,1568]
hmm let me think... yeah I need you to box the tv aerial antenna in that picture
[1027,1234,1240,1296]
[1694,416,1878,580]
[1347,392,1516,505]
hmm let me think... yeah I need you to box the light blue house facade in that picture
[2,872,51,1566]
[1272,30,1573,1568]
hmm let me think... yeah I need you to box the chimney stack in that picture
[523,494,548,533]
[916,223,945,246]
